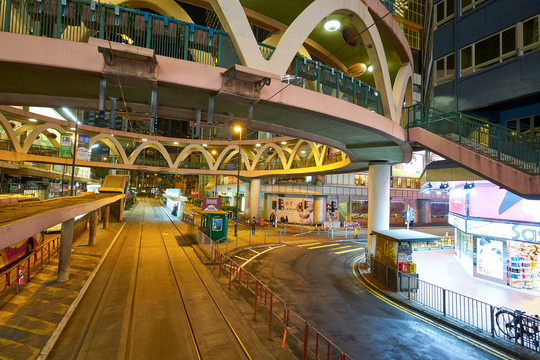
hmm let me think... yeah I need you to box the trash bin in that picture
[259,218,264,226]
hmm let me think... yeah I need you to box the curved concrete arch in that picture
[128,141,174,167]
[210,0,410,122]
[251,143,288,171]
[392,64,413,117]
[90,134,129,164]
[14,124,37,136]
[288,140,321,168]
[0,113,22,152]
[218,147,252,171]
[213,145,240,170]
[21,123,66,153]
[173,144,215,169]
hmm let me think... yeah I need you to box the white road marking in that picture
[240,245,286,268]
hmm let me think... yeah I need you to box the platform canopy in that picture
[371,229,441,243]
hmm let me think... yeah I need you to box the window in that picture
[434,53,455,84]
[522,15,539,53]
[460,0,486,14]
[435,0,455,27]
[459,26,517,76]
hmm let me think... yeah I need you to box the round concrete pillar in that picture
[367,163,391,256]
[249,178,260,219]
[313,195,327,225]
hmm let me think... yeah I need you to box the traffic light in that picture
[330,201,337,212]
[278,198,284,210]
[326,203,331,211]
[304,200,309,210]
[272,200,276,210]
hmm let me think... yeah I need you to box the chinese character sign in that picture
[202,198,221,211]
[77,134,90,160]
[59,133,72,158]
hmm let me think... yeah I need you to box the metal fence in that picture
[403,104,540,174]
[191,228,353,359]
[369,255,540,353]
[0,235,61,294]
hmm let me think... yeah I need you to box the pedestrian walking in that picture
[285,215,289,229]
[354,226,358,239]
[251,217,257,235]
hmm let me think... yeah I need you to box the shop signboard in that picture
[449,188,467,216]
[468,186,540,223]
[77,134,90,160]
[202,197,221,211]
[59,133,72,158]
[467,219,540,244]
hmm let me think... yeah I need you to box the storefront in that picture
[449,182,540,293]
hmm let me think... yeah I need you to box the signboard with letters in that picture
[77,134,90,160]
[202,197,221,211]
[59,133,72,158]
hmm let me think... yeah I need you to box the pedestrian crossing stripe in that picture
[307,243,342,250]
[296,242,320,247]
[334,248,364,254]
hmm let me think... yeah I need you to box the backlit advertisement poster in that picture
[476,238,504,280]
[77,134,90,160]
[392,153,424,178]
[272,197,313,225]
[59,133,72,158]
[449,188,467,216]
[468,186,540,223]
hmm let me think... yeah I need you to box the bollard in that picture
[236,233,238,249]
[318,227,320,237]
[331,229,334,240]
[345,228,348,239]
[301,223,303,234]
[279,230,282,243]
[265,230,267,244]
[408,275,411,299]
[249,232,251,246]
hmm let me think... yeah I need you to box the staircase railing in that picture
[403,104,540,174]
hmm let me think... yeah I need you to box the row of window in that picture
[354,174,421,189]
[435,0,486,28]
[434,14,540,84]
[506,115,540,136]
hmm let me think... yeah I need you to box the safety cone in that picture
[17,266,25,286]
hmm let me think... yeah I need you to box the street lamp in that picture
[234,125,242,237]
[69,119,79,196]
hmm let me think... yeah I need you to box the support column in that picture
[109,97,117,129]
[57,218,74,282]
[313,195,327,226]
[103,205,110,229]
[417,199,431,224]
[367,163,391,256]
[263,194,269,220]
[249,178,260,219]
[118,198,124,221]
[89,210,98,246]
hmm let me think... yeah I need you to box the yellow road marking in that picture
[0,311,57,336]
[332,246,352,250]
[307,243,341,250]
[297,242,321,247]
[334,247,364,254]
[351,257,516,360]
[0,338,41,358]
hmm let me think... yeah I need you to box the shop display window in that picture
[507,241,539,289]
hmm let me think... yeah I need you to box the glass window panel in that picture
[501,27,516,54]
[523,17,539,47]
[506,119,517,131]
[461,46,472,69]
[461,0,473,10]
[436,58,445,79]
[436,2,445,23]
[519,117,531,133]
[447,0,455,16]
[475,34,499,65]
[446,53,455,76]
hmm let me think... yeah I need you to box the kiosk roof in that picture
[371,229,441,243]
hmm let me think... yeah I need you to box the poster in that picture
[476,238,504,280]
[77,134,90,160]
[59,133,72,158]
[272,197,314,225]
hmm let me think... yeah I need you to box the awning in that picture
[371,229,441,243]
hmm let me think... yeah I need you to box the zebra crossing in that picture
[296,241,365,255]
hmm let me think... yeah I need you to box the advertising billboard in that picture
[59,133,72,158]
[273,197,314,225]
[77,134,90,160]
[448,188,467,216]
[476,238,504,280]
[468,186,540,223]
[392,153,424,178]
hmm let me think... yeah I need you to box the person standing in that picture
[285,215,289,229]
[251,217,257,235]
[354,226,358,239]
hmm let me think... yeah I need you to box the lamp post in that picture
[70,119,79,196]
[234,125,242,237]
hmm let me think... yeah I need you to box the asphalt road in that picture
[236,241,510,360]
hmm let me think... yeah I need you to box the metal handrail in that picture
[403,103,540,174]
[1,0,382,115]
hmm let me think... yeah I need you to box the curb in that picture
[356,261,539,360]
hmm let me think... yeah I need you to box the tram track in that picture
[48,198,252,360]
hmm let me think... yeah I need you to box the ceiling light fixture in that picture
[367,65,374,72]
[29,118,37,122]
[324,19,341,32]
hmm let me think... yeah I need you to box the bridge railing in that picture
[403,104,540,174]
[2,0,383,115]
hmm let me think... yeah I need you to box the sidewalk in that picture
[413,249,540,316]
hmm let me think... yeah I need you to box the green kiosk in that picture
[200,211,229,243]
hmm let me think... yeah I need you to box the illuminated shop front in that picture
[449,182,540,292]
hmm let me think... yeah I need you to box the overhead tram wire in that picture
[261,0,411,105]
